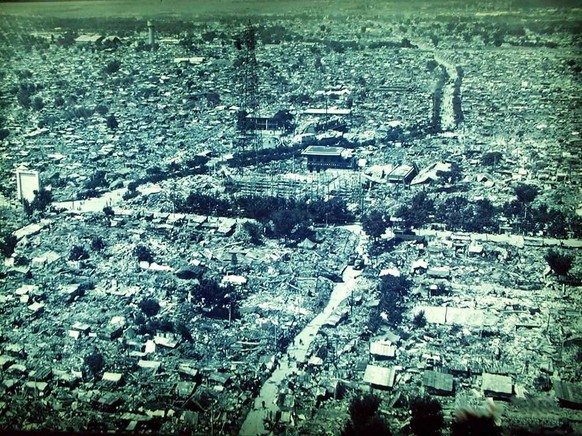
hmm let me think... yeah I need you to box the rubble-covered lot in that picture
[1,1,581,434]
[1,206,357,433]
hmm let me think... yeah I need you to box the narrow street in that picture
[239,226,365,435]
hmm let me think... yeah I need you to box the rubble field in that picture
[0,1,581,435]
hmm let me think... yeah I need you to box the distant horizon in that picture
[0,0,580,23]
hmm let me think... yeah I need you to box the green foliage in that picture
[533,375,552,392]
[32,96,44,111]
[193,278,238,320]
[54,95,65,107]
[343,394,391,436]
[367,307,383,335]
[0,207,24,258]
[84,351,105,377]
[0,233,16,258]
[17,88,31,108]
[104,59,121,74]
[413,310,427,328]
[106,114,118,130]
[362,209,389,240]
[544,249,574,276]
[396,192,435,229]
[85,170,107,190]
[436,196,472,231]
[378,275,412,327]
[138,297,160,317]
[23,188,53,216]
[410,396,443,436]
[90,236,105,251]
[0,128,9,141]
[134,245,153,263]
[242,221,263,245]
[69,245,89,261]
[514,183,538,204]
[481,152,502,166]
[451,411,500,436]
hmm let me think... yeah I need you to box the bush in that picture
[242,222,263,245]
[69,245,89,261]
[533,375,551,392]
[23,188,52,216]
[514,183,538,204]
[106,114,118,130]
[0,233,17,258]
[452,410,500,436]
[138,297,160,317]
[362,210,389,240]
[54,95,65,107]
[91,236,105,251]
[481,152,502,166]
[127,181,139,191]
[134,245,154,263]
[85,170,107,190]
[544,249,573,276]
[410,396,443,436]
[32,96,44,111]
[84,351,105,376]
[343,394,391,436]
[413,310,427,328]
[105,59,121,74]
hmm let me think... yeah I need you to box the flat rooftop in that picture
[302,146,345,157]
[302,108,352,115]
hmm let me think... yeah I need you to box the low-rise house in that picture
[423,370,454,395]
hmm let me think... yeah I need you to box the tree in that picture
[91,236,105,251]
[69,245,89,261]
[84,351,105,377]
[437,196,472,231]
[104,59,121,74]
[362,210,388,241]
[413,310,427,328]
[468,199,498,233]
[343,394,391,436]
[451,410,500,436]
[378,275,412,327]
[17,88,31,108]
[134,245,154,263]
[138,297,160,317]
[410,396,443,436]
[396,192,435,229]
[94,103,109,115]
[23,188,53,216]
[106,114,118,130]
[514,183,538,204]
[544,249,574,276]
[32,96,44,111]
[242,221,263,245]
[54,95,65,107]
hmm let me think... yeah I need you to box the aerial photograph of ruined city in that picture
[0,0,580,434]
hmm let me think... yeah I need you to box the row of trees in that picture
[364,184,580,240]
[343,393,501,436]
[175,193,354,242]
